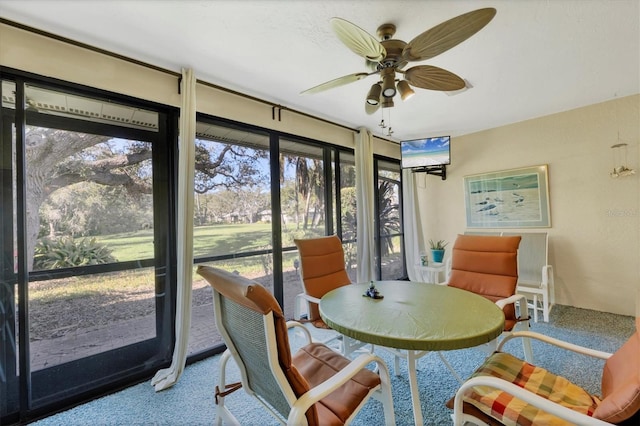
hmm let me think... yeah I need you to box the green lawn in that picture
[87,222,322,286]
[98,222,325,263]
[31,225,403,303]
[29,223,322,303]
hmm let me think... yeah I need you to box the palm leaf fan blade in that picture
[300,73,369,95]
[402,8,496,61]
[330,17,386,62]
[405,65,466,91]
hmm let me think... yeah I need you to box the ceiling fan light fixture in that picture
[397,80,415,101]
[366,83,382,105]
[380,68,396,98]
[381,75,396,98]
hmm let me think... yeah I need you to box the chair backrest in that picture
[294,235,351,322]
[502,232,548,285]
[197,265,318,425]
[465,231,549,287]
[448,234,522,327]
[594,318,640,423]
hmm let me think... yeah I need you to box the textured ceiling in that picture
[0,0,638,141]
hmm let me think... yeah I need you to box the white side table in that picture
[415,263,446,284]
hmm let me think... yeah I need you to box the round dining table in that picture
[319,280,505,426]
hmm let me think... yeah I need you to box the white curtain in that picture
[402,169,424,281]
[151,68,196,391]
[355,128,376,283]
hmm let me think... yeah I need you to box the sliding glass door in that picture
[0,74,177,423]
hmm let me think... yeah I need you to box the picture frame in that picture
[464,165,551,228]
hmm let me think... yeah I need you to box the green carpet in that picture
[32,305,635,425]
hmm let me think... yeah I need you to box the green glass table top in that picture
[319,281,505,351]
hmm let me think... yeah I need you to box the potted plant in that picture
[429,239,448,263]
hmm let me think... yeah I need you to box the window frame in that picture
[0,67,179,423]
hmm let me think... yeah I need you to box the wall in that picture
[419,95,640,316]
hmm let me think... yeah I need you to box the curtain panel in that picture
[355,128,376,283]
[152,68,196,391]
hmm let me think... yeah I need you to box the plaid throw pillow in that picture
[463,352,601,426]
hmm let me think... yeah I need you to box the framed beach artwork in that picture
[464,165,551,228]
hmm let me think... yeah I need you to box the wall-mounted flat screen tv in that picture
[400,135,451,169]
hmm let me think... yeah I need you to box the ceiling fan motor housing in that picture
[380,39,408,69]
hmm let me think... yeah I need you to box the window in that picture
[375,157,405,280]
[337,152,358,281]
[188,120,272,355]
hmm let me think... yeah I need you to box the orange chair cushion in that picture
[295,236,351,322]
[447,235,521,324]
[594,324,640,423]
[293,342,381,425]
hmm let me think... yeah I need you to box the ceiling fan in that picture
[300,8,497,114]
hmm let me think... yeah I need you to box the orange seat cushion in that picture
[293,343,381,425]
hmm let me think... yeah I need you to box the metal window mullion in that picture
[323,148,333,236]
[270,133,283,305]
[14,78,32,417]
[373,159,382,280]
[334,150,343,239]
[153,110,177,352]
[398,169,407,278]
